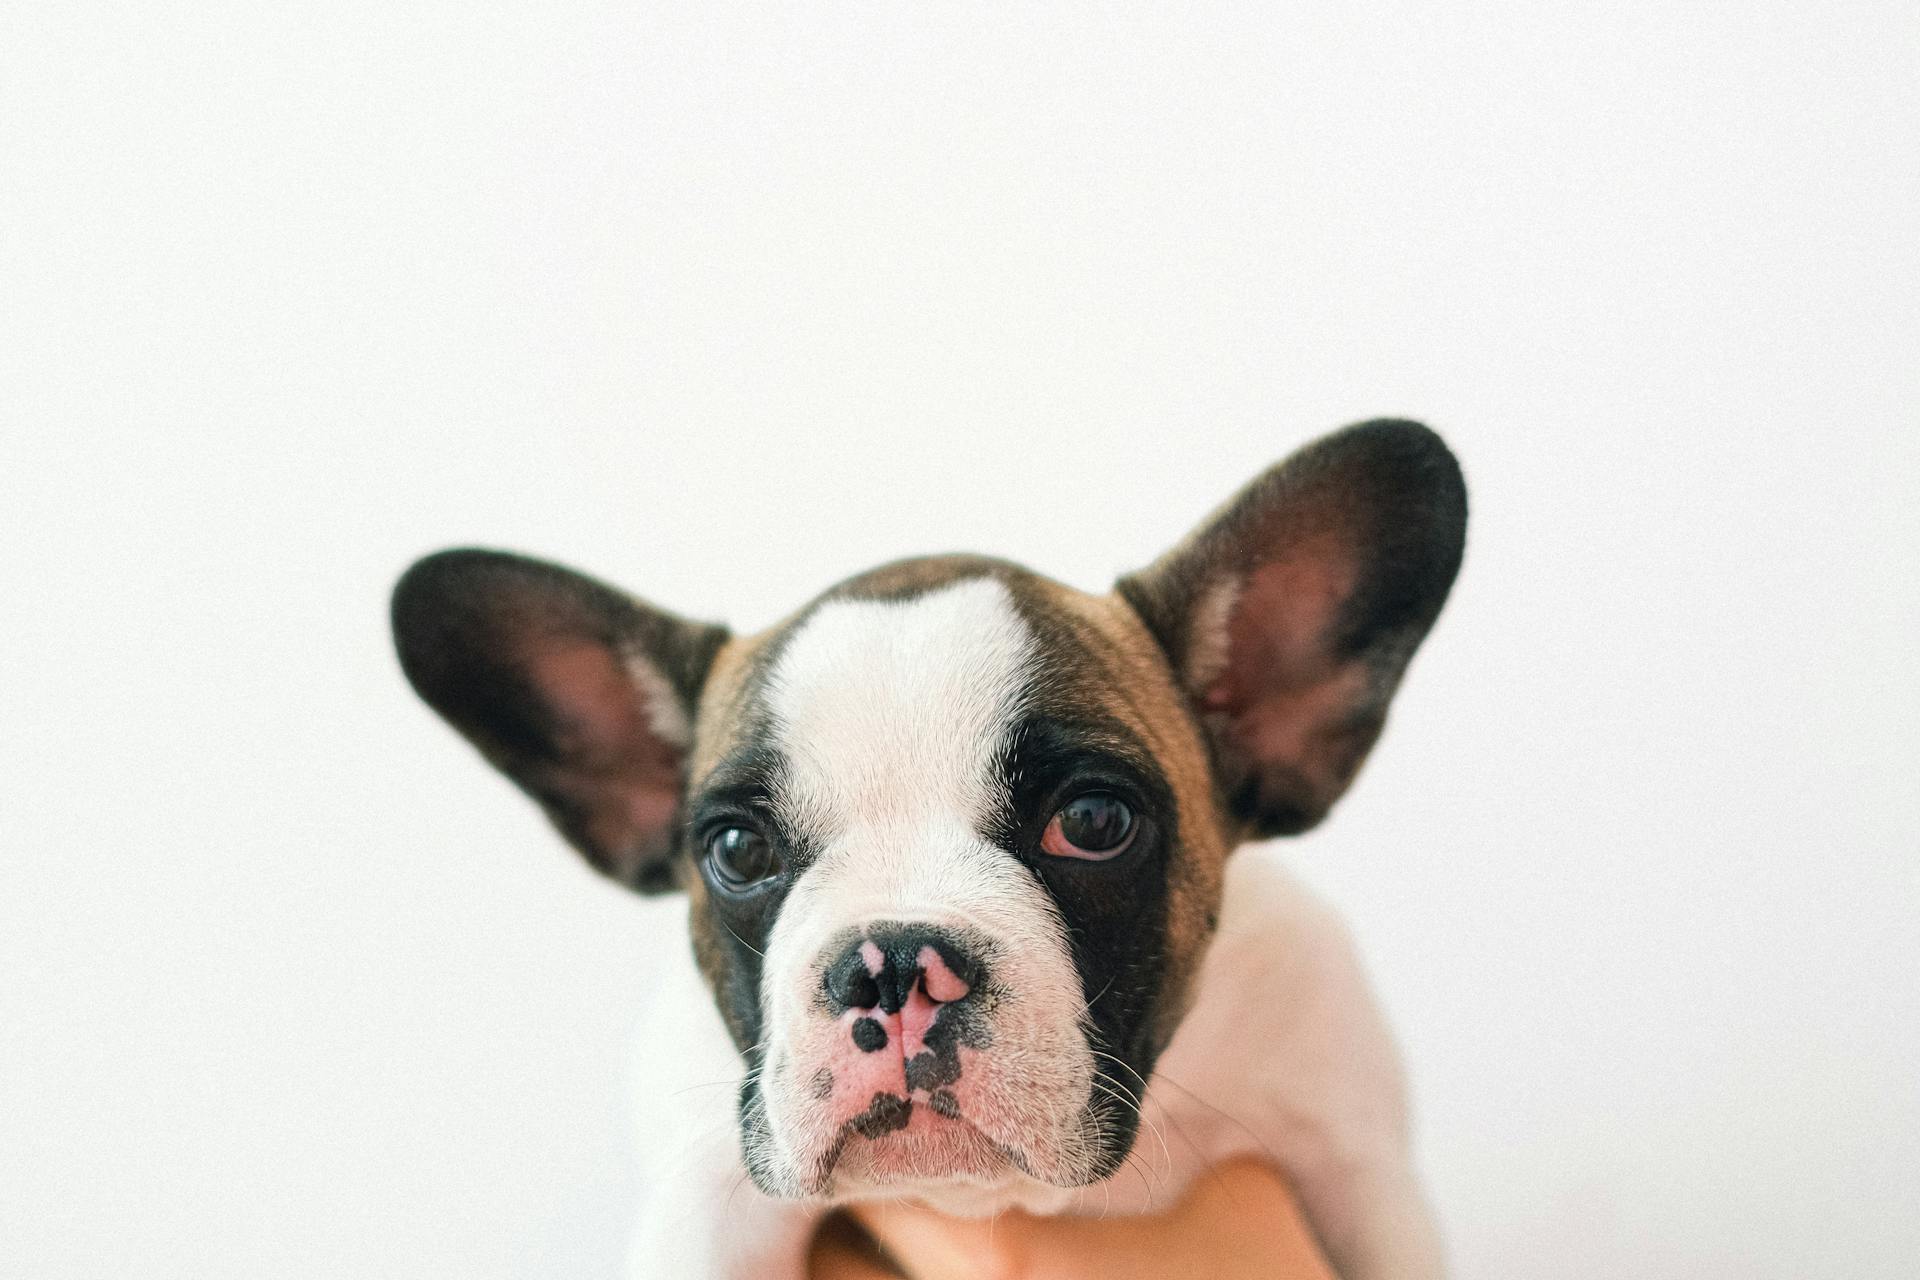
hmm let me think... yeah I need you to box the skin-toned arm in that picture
[809,1158,1336,1280]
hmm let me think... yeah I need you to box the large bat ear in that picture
[391,549,729,894]
[1117,420,1467,841]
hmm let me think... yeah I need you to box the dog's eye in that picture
[1041,793,1137,860]
[706,825,778,887]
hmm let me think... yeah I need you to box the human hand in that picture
[807,1157,1335,1280]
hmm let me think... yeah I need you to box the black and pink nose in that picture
[822,926,982,1018]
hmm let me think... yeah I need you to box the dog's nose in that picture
[822,925,982,1015]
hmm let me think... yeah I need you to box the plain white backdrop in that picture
[3,3,1915,1277]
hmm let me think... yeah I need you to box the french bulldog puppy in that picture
[392,419,1466,1278]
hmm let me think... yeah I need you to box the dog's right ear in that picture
[391,549,728,894]
[1118,420,1466,841]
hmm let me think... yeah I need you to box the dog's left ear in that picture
[391,548,729,893]
[1117,420,1466,840]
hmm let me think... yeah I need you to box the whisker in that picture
[666,1078,744,1098]
[1151,1070,1286,1170]
[1087,1049,1183,1180]
[723,1167,755,1214]
[1087,1048,1150,1098]
[1077,974,1118,1020]
[1087,1074,1140,1116]
[1090,1071,1171,1193]
[721,920,765,958]
[1123,1147,1158,1202]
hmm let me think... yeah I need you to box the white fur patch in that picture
[766,577,1032,847]
[623,650,692,749]
[1183,576,1241,692]
[751,577,1097,1195]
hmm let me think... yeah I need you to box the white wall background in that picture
[4,3,1915,1277]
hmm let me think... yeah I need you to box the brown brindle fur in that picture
[1054,588,1231,1046]
[684,624,778,1011]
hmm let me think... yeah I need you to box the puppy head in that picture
[392,420,1466,1202]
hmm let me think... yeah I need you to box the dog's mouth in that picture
[804,1089,1036,1195]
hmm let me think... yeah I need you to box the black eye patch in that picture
[989,709,1180,1177]
[993,713,1176,857]
[688,741,788,820]
[685,743,814,919]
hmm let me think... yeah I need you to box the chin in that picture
[828,1112,1020,1190]
[821,1115,1084,1217]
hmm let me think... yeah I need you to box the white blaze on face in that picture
[768,576,1032,848]
[755,577,1096,1194]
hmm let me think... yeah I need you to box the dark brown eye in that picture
[1041,793,1137,861]
[706,826,777,887]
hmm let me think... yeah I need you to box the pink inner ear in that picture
[529,643,653,763]
[525,641,684,866]
[1201,535,1357,708]
[1199,536,1371,778]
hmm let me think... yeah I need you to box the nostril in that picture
[916,945,972,1004]
[824,949,883,1011]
